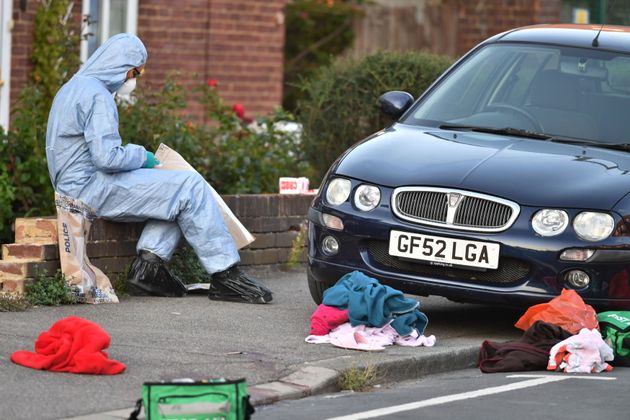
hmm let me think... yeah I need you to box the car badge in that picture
[448,193,462,208]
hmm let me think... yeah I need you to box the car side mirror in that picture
[378,91,414,120]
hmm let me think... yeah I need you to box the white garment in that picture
[305,322,436,348]
[547,328,614,373]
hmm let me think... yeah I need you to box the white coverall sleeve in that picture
[83,93,147,172]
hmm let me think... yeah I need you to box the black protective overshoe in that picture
[208,265,273,304]
[127,250,187,297]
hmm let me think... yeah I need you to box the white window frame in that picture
[80,0,139,62]
[0,0,13,130]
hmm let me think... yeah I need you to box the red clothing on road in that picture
[310,304,349,336]
[11,316,126,375]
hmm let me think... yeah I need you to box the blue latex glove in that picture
[143,151,160,168]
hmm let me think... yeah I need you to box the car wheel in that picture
[307,271,334,305]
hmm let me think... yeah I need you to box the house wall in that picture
[9,0,287,123]
[9,0,38,113]
[0,194,312,293]
[351,0,562,59]
[10,0,562,121]
[137,0,286,121]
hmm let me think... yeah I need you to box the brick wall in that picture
[10,0,36,109]
[136,0,212,122]
[0,194,312,294]
[351,0,562,58]
[206,0,287,118]
[9,0,287,123]
[454,0,557,56]
[536,0,562,25]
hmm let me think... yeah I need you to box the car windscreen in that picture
[402,43,630,145]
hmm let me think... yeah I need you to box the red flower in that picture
[232,103,245,119]
[207,79,217,87]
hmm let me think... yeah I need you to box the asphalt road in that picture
[0,265,521,419]
[255,367,628,420]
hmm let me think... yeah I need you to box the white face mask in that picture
[116,78,137,96]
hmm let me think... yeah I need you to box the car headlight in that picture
[573,212,614,241]
[354,184,381,211]
[325,178,351,206]
[532,209,569,237]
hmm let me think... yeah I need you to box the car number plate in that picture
[388,230,500,270]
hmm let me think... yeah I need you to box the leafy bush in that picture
[2,1,313,245]
[284,0,364,111]
[297,50,455,183]
[25,270,77,306]
[0,293,31,312]
[0,127,16,232]
[170,243,212,284]
[338,365,378,392]
[118,79,313,194]
[110,269,130,297]
[286,224,307,269]
[0,0,80,244]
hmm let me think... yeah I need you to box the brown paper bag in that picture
[154,143,255,249]
[55,193,119,304]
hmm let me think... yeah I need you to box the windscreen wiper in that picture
[541,136,630,152]
[439,124,551,140]
[561,141,630,151]
[591,143,630,151]
[440,124,630,151]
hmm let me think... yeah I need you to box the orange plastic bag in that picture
[515,289,598,335]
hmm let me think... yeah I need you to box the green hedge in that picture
[283,0,363,111]
[117,79,312,195]
[297,50,454,183]
[0,79,311,244]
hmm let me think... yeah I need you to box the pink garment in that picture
[547,328,614,373]
[309,304,349,336]
[305,322,436,350]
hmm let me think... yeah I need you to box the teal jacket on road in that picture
[322,270,429,336]
[45,33,240,275]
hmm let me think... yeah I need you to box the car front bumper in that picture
[307,206,630,309]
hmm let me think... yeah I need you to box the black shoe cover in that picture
[208,266,273,304]
[127,250,187,297]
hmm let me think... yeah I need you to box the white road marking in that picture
[507,374,617,380]
[326,374,616,420]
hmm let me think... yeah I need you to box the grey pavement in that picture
[0,265,521,419]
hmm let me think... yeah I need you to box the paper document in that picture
[154,143,255,249]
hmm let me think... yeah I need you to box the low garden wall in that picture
[0,194,314,294]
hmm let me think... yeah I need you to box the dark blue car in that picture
[307,24,630,309]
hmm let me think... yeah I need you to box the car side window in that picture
[604,57,630,93]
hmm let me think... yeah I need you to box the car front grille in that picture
[368,240,530,284]
[396,190,448,223]
[392,187,519,232]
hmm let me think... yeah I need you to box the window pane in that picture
[606,57,630,92]
[404,43,630,144]
[500,50,557,104]
[109,0,127,37]
[410,46,513,122]
[87,0,100,57]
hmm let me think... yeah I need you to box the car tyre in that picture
[307,271,334,304]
